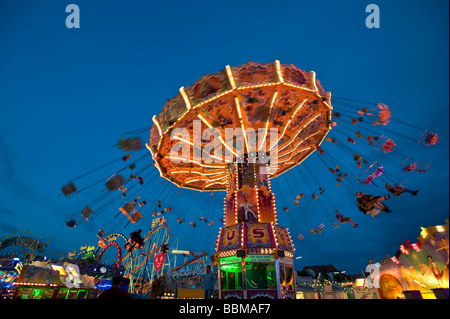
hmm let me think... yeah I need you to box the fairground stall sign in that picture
[0,236,47,253]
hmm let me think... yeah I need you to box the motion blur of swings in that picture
[56,75,440,261]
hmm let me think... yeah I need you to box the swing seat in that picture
[358,162,383,185]
[419,130,439,146]
[400,157,417,172]
[332,221,341,228]
[381,140,396,152]
[403,163,417,172]
[81,206,93,220]
[128,210,142,223]
[391,179,407,192]
[66,219,77,228]
[106,175,125,190]
[120,202,135,214]
[309,223,325,234]
[372,103,391,125]
[373,167,384,177]
[416,162,430,173]
[119,202,142,223]
[362,175,374,185]
[97,229,106,239]
[62,182,77,196]
[425,133,438,145]
[118,137,143,151]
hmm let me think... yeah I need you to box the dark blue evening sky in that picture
[0,0,448,274]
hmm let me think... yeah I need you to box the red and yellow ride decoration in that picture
[373,220,449,299]
[148,60,332,299]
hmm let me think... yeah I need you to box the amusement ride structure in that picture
[56,59,441,299]
[92,222,210,294]
[147,60,332,299]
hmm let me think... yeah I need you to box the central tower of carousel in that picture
[147,60,332,299]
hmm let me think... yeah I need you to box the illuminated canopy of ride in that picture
[148,60,332,192]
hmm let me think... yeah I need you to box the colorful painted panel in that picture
[237,87,276,127]
[247,289,277,299]
[221,290,244,299]
[246,223,273,249]
[257,190,276,223]
[199,94,236,129]
[220,224,242,251]
[280,290,296,299]
[280,64,309,87]
[274,226,294,253]
[223,192,236,227]
[156,93,187,133]
[184,70,230,105]
[231,62,276,87]
[236,192,257,224]
[376,221,449,299]
[149,125,160,148]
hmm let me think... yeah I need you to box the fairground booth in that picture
[373,220,449,299]
[12,261,95,299]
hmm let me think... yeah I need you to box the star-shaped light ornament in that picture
[238,184,253,196]
[259,185,271,197]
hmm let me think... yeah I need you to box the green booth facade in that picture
[213,222,296,299]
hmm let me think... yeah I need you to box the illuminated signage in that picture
[278,257,293,265]
[171,250,191,255]
[245,255,274,263]
[0,236,47,253]
[220,256,241,265]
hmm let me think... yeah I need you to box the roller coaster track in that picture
[94,232,128,255]
[96,241,122,268]
[121,225,170,278]
[168,252,208,274]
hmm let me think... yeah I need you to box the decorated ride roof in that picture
[148,60,333,191]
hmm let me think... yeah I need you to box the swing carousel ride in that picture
[59,60,440,299]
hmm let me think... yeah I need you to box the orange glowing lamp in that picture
[51,265,67,276]
[354,278,365,288]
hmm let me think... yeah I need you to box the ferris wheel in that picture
[121,223,172,293]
